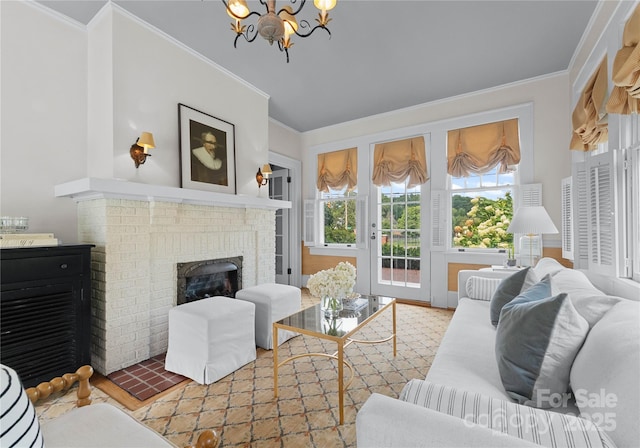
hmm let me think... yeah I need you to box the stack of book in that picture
[0,233,59,248]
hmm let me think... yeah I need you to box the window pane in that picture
[321,184,357,245]
[451,190,513,249]
[323,198,356,244]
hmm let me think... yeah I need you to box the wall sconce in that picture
[130,132,156,168]
[256,163,272,188]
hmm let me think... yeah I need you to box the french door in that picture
[369,181,429,301]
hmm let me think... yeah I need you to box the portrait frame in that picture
[179,103,236,194]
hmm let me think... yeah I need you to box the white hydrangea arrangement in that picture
[307,261,356,300]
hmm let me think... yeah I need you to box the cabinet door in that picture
[0,279,88,387]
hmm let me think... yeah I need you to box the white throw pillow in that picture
[0,365,44,448]
[465,276,503,301]
[550,268,603,301]
[532,257,565,279]
[570,300,640,448]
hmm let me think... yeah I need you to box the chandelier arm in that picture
[294,20,331,39]
[277,40,291,63]
[233,24,259,47]
[276,0,306,17]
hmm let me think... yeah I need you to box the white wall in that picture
[1,2,271,244]
[1,1,88,244]
[269,118,303,161]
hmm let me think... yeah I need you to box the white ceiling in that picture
[37,0,598,132]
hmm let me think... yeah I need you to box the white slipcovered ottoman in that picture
[165,296,256,384]
[235,284,301,349]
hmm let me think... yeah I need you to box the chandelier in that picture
[223,0,337,63]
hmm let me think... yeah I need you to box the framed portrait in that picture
[179,103,236,194]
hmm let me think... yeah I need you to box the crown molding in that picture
[23,0,87,31]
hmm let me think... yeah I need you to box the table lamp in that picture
[507,205,558,267]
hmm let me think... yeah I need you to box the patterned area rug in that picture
[35,293,453,448]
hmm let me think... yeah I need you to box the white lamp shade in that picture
[507,206,558,235]
[261,164,273,177]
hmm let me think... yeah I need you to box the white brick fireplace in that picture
[56,178,291,374]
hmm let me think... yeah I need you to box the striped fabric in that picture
[0,365,44,448]
[400,380,617,448]
[466,276,503,301]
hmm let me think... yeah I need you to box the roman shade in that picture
[317,147,357,192]
[371,136,428,187]
[570,57,608,151]
[446,118,520,177]
[606,5,640,115]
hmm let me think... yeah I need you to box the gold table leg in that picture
[338,341,344,425]
[392,300,397,357]
[273,324,278,398]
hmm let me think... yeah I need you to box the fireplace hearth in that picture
[177,256,243,305]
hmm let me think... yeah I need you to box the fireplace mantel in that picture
[55,177,291,210]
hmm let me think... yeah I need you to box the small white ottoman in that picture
[165,297,256,384]
[235,284,301,350]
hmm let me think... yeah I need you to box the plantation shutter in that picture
[447,119,520,177]
[515,183,542,208]
[303,199,317,247]
[356,196,368,249]
[317,147,357,192]
[630,146,640,281]
[588,153,615,275]
[561,177,574,261]
[606,4,640,115]
[573,163,590,269]
[430,190,447,251]
[372,136,428,187]
[570,57,609,151]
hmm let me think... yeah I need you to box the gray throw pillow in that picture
[495,280,589,408]
[489,267,538,326]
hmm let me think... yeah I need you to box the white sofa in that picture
[356,258,640,448]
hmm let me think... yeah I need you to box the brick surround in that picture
[77,198,275,374]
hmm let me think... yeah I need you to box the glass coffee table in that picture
[273,295,396,425]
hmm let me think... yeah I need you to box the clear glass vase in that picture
[322,296,343,319]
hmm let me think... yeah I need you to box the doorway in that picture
[267,153,302,287]
[369,181,428,300]
[269,164,290,285]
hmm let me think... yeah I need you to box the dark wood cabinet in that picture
[0,245,93,387]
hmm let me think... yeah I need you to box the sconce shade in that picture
[507,206,558,235]
[261,164,273,177]
[137,132,155,153]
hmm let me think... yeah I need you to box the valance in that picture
[317,147,357,192]
[570,57,608,151]
[371,137,428,187]
[606,5,640,115]
[446,118,520,177]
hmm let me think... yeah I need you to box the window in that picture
[320,185,358,245]
[450,166,516,250]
